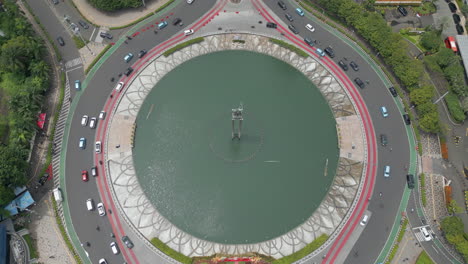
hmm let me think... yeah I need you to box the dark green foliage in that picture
[441,216,468,262]
[444,92,466,122]
[87,0,143,12]
[420,30,442,53]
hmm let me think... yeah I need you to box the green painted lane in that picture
[434,239,463,264]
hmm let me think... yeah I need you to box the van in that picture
[360,214,369,226]
[110,242,120,254]
[406,174,415,189]
[420,227,432,241]
[53,188,62,202]
[115,82,124,92]
[403,114,411,125]
[86,198,94,211]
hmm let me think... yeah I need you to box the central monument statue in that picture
[232,103,243,140]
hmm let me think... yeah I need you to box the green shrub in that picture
[444,92,466,122]
[385,218,408,263]
[420,173,426,206]
[72,36,86,49]
[163,37,205,57]
[85,44,112,74]
[150,237,192,264]
[22,234,38,259]
[110,0,176,30]
[272,234,328,264]
[233,39,246,43]
[269,38,308,58]
[87,0,142,12]
[413,2,437,15]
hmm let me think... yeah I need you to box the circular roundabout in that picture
[104,33,368,258]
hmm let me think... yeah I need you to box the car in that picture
[304,37,314,47]
[184,29,194,36]
[91,166,98,177]
[354,78,365,89]
[52,0,59,4]
[278,1,287,10]
[360,214,369,226]
[100,32,113,39]
[456,24,464,34]
[380,134,388,146]
[124,67,134,76]
[403,114,411,125]
[350,61,359,71]
[122,236,134,248]
[89,117,97,129]
[124,53,134,63]
[295,8,304,17]
[110,242,119,255]
[448,2,457,12]
[98,259,108,264]
[38,173,48,185]
[82,170,89,182]
[79,137,86,149]
[86,198,94,210]
[406,174,415,189]
[95,141,102,154]
[97,203,106,216]
[187,0,194,3]
[266,22,277,29]
[288,24,299,34]
[324,47,335,58]
[338,60,348,71]
[305,23,315,32]
[380,106,389,117]
[78,20,89,29]
[285,13,293,22]
[81,115,89,126]
[158,21,168,29]
[420,227,432,241]
[389,86,398,97]
[172,18,182,26]
[315,48,325,57]
[75,80,81,90]
[397,6,408,16]
[383,165,391,177]
[453,14,461,24]
[57,36,65,46]
[99,111,106,120]
[138,49,147,58]
[70,23,79,33]
[115,81,124,92]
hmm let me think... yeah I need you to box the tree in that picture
[416,102,437,116]
[410,86,434,106]
[0,184,14,206]
[463,97,468,113]
[419,111,440,133]
[0,145,28,188]
[441,216,464,235]
[29,61,50,81]
[435,48,459,68]
[420,30,442,52]
[448,200,463,214]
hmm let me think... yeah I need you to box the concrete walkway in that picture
[72,0,172,27]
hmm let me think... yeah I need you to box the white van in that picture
[420,227,432,241]
[86,198,94,211]
[360,214,369,226]
[53,188,62,202]
[115,82,124,92]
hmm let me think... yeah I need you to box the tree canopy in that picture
[87,0,143,12]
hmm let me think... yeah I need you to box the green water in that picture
[133,51,338,244]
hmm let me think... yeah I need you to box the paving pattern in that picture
[104,33,368,258]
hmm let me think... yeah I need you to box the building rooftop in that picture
[455,35,468,78]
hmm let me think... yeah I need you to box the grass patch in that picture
[272,234,328,264]
[233,39,246,43]
[110,0,176,30]
[386,218,408,263]
[444,92,466,123]
[413,2,436,15]
[72,36,86,49]
[269,38,308,58]
[22,234,38,259]
[150,237,192,264]
[420,173,427,207]
[416,251,434,264]
[85,44,112,74]
[163,37,204,57]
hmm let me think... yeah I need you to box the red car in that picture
[82,170,89,182]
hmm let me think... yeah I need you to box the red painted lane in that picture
[93,1,228,263]
[251,1,377,263]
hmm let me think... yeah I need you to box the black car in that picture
[278,1,287,10]
[350,61,359,71]
[397,6,408,16]
[403,114,411,125]
[324,47,335,58]
[456,24,464,34]
[78,20,89,29]
[354,78,365,89]
[57,36,65,46]
[288,24,299,34]
[138,49,147,58]
[124,67,134,76]
[389,86,398,97]
[406,174,415,189]
[285,13,293,22]
[52,0,59,4]
[304,38,314,47]
[173,18,182,26]
[380,134,388,146]
[122,236,134,249]
[338,60,348,71]
[448,2,457,12]
[100,32,113,39]
[266,22,277,28]
[453,14,461,24]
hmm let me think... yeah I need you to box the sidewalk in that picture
[72,0,171,27]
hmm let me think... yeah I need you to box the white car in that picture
[95,141,102,154]
[184,29,194,36]
[97,203,106,216]
[98,259,108,264]
[187,0,194,4]
[420,227,432,241]
[86,198,94,211]
[115,81,124,92]
[110,242,120,255]
[360,214,369,226]
[99,111,106,120]
[89,117,97,129]
[383,165,390,178]
[91,166,97,177]
[305,23,315,32]
[81,115,88,126]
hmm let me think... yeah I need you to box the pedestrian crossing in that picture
[64,57,82,69]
